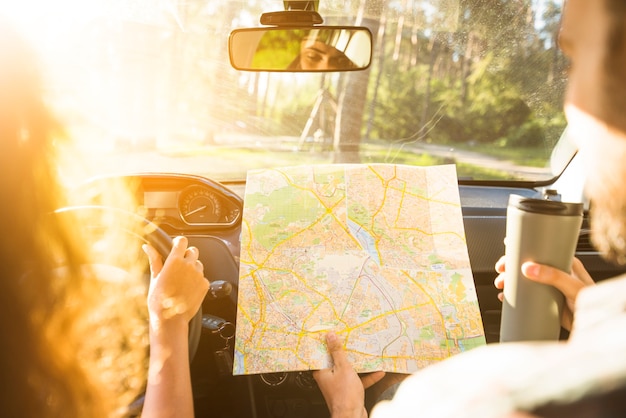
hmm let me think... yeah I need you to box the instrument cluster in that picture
[79,173,243,231]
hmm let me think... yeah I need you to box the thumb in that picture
[142,243,163,278]
[326,332,349,368]
[521,261,580,298]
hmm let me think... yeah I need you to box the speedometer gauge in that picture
[178,185,222,225]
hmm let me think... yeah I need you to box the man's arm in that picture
[313,332,385,418]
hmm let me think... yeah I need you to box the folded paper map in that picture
[234,164,485,375]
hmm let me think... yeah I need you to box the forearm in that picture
[329,406,368,418]
[142,318,194,418]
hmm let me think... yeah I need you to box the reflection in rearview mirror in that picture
[229,27,373,72]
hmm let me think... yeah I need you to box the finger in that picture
[572,257,595,286]
[142,244,163,277]
[360,371,386,390]
[325,332,349,369]
[494,274,504,289]
[185,246,200,260]
[521,261,587,301]
[169,235,189,259]
[562,308,574,330]
[495,256,506,273]
[497,291,504,302]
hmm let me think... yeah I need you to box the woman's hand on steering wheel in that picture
[144,235,209,327]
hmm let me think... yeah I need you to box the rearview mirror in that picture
[229,26,373,72]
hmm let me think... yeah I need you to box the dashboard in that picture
[77,171,626,418]
[95,174,244,230]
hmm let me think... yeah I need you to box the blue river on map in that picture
[347,219,381,265]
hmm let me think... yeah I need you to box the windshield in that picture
[3,0,567,183]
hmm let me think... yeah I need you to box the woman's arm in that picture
[142,236,209,418]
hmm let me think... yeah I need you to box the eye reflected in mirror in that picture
[229,26,372,72]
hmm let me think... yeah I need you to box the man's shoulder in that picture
[573,273,626,335]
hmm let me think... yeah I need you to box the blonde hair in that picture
[0,20,149,417]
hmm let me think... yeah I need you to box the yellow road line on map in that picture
[345,302,433,334]
[247,270,268,343]
[241,267,348,355]
[366,165,395,231]
[254,198,355,269]
[246,264,344,323]
[239,218,254,261]
[277,167,363,247]
[392,176,407,228]
[356,165,467,264]
[300,295,345,330]
[400,187,461,207]
[381,225,466,242]
[403,270,453,357]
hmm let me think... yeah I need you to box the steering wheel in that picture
[53,205,203,362]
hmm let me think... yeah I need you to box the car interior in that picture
[77,129,625,418]
[5,0,626,417]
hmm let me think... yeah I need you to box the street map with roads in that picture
[234,163,485,375]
